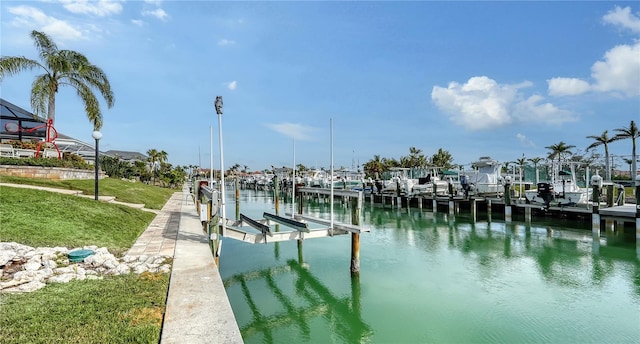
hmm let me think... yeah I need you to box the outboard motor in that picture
[460,175,471,198]
[536,182,554,208]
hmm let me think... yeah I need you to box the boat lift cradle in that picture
[222,212,368,245]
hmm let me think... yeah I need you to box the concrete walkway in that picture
[1,182,243,343]
[159,188,243,343]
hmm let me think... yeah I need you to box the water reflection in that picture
[223,260,372,344]
[222,189,639,343]
[356,204,639,296]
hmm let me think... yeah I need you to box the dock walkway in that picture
[147,188,243,343]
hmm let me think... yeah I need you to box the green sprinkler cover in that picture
[68,249,95,262]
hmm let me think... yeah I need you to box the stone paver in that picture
[126,192,183,256]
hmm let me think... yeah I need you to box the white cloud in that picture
[516,133,535,148]
[431,76,514,130]
[8,5,83,42]
[218,39,236,46]
[143,8,169,21]
[547,42,640,97]
[547,77,591,96]
[131,19,144,27]
[227,81,237,90]
[548,7,640,98]
[603,6,640,33]
[512,95,576,125]
[432,76,574,130]
[265,123,316,141]
[590,42,640,96]
[60,0,123,17]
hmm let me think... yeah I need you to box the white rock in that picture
[15,280,46,293]
[0,250,17,266]
[13,269,50,283]
[84,254,106,266]
[120,255,137,263]
[43,259,57,269]
[48,273,75,283]
[54,266,76,275]
[0,242,172,294]
[133,265,148,274]
[23,250,37,259]
[114,264,131,275]
[152,256,166,265]
[24,257,42,271]
[103,259,118,270]
[52,246,69,254]
[94,247,109,255]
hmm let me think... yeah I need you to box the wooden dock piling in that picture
[351,196,361,275]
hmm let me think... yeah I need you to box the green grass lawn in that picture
[0,177,176,343]
[0,273,168,344]
[0,186,156,253]
[0,175,176,209]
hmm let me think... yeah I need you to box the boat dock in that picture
[296,186,639,242]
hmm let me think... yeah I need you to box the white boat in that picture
[303,169,329,188]
[524,163,591,207]
[410,168,450,196]
[459,157,504,197]
[331,168,365,190]
[380,168,414,195]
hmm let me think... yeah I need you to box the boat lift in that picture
[223,211,368,245]
[195,180,369,274]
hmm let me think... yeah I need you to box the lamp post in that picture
[215,96,226,236]
[92,130,102,201]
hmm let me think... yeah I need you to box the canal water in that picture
[218,189,639,344]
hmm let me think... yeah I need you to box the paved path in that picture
[126,192,182,256]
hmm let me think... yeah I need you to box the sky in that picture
[1,1,639,172]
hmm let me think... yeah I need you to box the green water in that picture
[219,190,640,344]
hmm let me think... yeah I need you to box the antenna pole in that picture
[330,118,334,235]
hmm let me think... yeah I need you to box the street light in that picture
[215,96,226,236]
[92,130,102,201]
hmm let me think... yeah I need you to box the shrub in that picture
[0,156,92,170]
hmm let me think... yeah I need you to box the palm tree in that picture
[612,120,638,184]
[586,130,615,181]
[431,148,453,169]
[147,149,167,185]
[545,141,575,168]
[363,154,385,179]
[0,30,114,135]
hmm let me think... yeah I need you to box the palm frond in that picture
[30,31,58,64]
[0,56,42,81]
[30,75,53,118]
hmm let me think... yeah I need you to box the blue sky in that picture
[1,1,639,172]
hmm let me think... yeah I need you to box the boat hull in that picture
[524,189,591,206]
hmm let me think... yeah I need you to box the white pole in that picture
[330,118,334,234]
[209,126,214,187]
[292,139,296,218]
[217,105,226,235]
